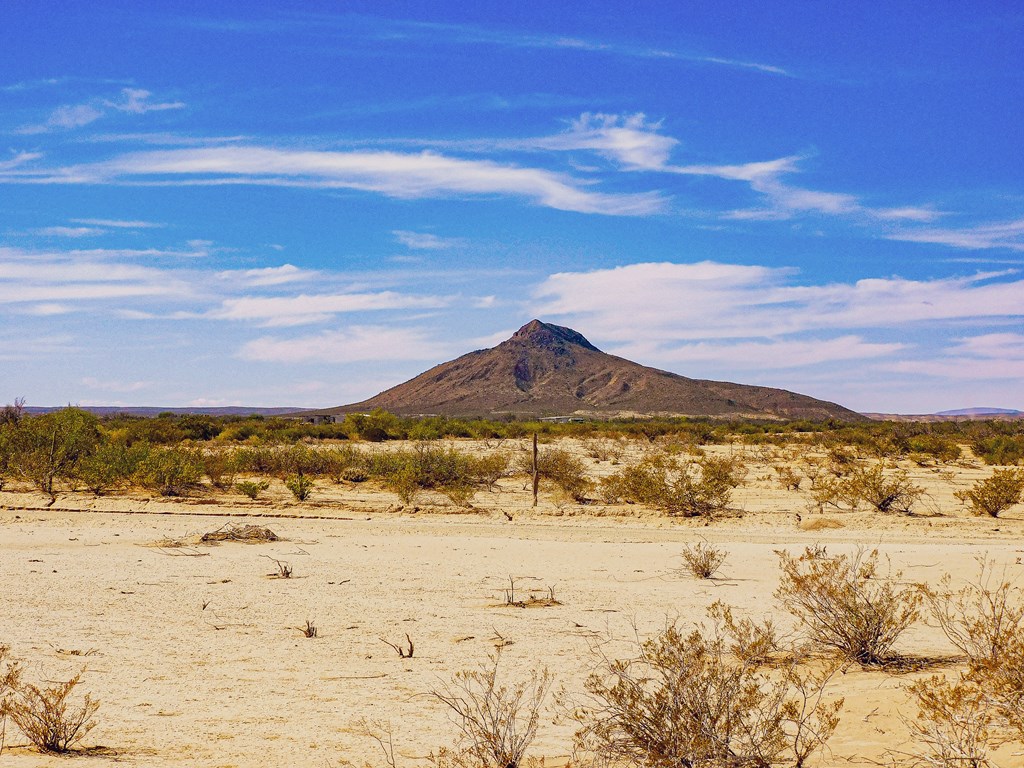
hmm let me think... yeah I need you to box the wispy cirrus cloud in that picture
[71,217,164,229]
[208,291,451,327]
[17,88,185,134]
[886,218,1024,251]
[238,324,453,363]
[185,13,792,77]
[393,230,466,250]
[1,145,664,215]
[33,226,105,238]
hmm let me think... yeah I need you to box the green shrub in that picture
[972,435,1024,466]
[134,445,204,496]
[200,447,237,490]
[235,479,270,500]
[955,469,1024,518]
[74,441,147,496]
[284,474,313,501]
[600,453,743,517]
[517,447,592,502]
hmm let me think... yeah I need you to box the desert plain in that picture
[2,437,1023,767]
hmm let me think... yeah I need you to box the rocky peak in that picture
[509,319,600,352]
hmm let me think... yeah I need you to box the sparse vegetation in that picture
[775,546,922,665]
[680,539,727,579]
[600,452,744,517]
[955,469,1024,518]
[234,479,270,500]
[572,622,842,768]
[8,671,100,753]
[430,653,550,768]
[284,474,314,501]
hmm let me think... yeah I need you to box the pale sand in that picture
[2,439,1023,766]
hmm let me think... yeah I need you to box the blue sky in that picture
[2,2,1022,413]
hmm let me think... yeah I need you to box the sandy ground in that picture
[2,439,1023,767]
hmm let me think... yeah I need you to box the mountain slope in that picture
[323,320,865,421]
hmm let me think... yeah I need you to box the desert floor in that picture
[2,439,1023,767]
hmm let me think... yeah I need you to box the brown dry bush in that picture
[8,671,99,753]
[922,559,1024,664]
[430,652,551,768]
[955,469,1024,518]
[707,601,783,666]
[775,546,922,665]
[0,645,22,754]
[903,674,999,768]
[679,539,727,579]
[571,622,841,768]
[809,462,924,515]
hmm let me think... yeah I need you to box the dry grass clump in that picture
[8,671,99,753]
[430,653,550,768]
[775,546,922,665]
[571,622,841,768]
[200,523,279,543]
[955,469,1024,518]
[679,539,727,579]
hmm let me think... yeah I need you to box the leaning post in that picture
[532,432,539,507]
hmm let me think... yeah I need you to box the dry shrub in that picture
[955,469,1024,518]
[200,523,279,543]
[572,622,841,768]
[0,645,22,754]
[600,453,743,517]
[904,675,998,768]
[8,671,99,753]
[430,652,550,768]
[774,464,803,491]
[519,447,592,502]
[707,601,782,666]
[680,539,727,579]
[922,559,1024,663]
[775,546,922,665]
[809,462,924,515]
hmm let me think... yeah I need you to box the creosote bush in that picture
[0,645,22,754]
[955,469,1024,518]
[572,622,842,768]
[430,652,550,768]
[234,479,270,500]
[284,474,314,501]
[680,539,727,579]
[775,546,921,665]
[600,453,744,517]
[8,671,100,753]
[517,447,592,502]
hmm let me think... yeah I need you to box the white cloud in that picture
[106,88,185,114]
[33,226,104,237]
[393,230,466,250]
[614,335,905,369]
[209,290,452,326]
[218,263,318,287]
[886,218,1024,251]
[17,88,185,134]
[529,113,679,170]
[71,218,164,229]
[238,325,452,363]
[532,261,1024,345]
[7,146,665,216]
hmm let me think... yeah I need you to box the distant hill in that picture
[934,407,1023,417]
[312,319,866,421]
[22,406,299,418]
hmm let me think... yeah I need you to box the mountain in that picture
[934,407,1023,417]
[317,320,865,421]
